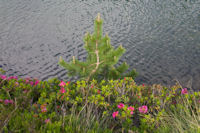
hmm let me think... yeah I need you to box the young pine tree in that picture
[59,13,137,81]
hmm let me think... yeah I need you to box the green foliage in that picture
[59,14,137,81]
[156,95,200,133]
[0,76,200,132]
[0,68,5,74]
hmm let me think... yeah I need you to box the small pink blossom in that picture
[45,119,50,123]
[112,111,119,118]
[128,106,135,111]
[30,81,34,86]
[34,80,40,86]
[0,75,7,80]
[139,105,148,114]
[0,99,3,102]
[130,111,134,115]
[181,88,188,95]
[60,87,66,93]
[117,103,124,109]
[9,100,14,104]
[4,99,13,105]
[59,81,66,87]
[7,76,18,80]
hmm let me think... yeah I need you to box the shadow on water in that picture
[0,0,200,89]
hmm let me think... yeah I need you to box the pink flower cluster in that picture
[128,106,135,115]
[112,111,119,118]
[117,103,124,109]
[25,78,40,86]
[0,75,18,80]
[60,87,66,93]
[59,81,69,94]
[112,103,148,118]
[59,81,66,87]
[0,75,7,80]
[138,105,148,114]
[7,76,18,80]
[181,88,188,95]
[34,79,40,86]
[3,99,14,105]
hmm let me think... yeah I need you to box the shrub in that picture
[0,75,199,132]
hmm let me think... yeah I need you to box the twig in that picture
[87,41,100,81]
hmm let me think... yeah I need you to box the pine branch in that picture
[58,13,138,81]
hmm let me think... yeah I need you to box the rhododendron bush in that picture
[0,75,199,132]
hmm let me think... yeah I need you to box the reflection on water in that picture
[0,0,200,89]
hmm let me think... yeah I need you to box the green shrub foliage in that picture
[0,75,199,132]
[0,68,5,74]
[59,14,137,81]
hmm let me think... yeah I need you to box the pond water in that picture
[0,0,200,89]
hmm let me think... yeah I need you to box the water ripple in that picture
[0,0,200,89]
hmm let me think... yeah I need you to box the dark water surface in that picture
[0,0,200,89]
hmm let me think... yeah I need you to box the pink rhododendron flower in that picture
[7,76,18,80]
[60,87,66,93]
[59,81,66,87]
[117,103,124,109]
[112,111,119,118]
[9,100,14,104]
[128,106,134,111]
[0,75,7,80]
[181,88,188,94]
[139,105,148,114]
[45,119,50,123]
[30,81,34,86]
[130,111,134,115]
[4,99,10,105]
[34,80,40,86]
